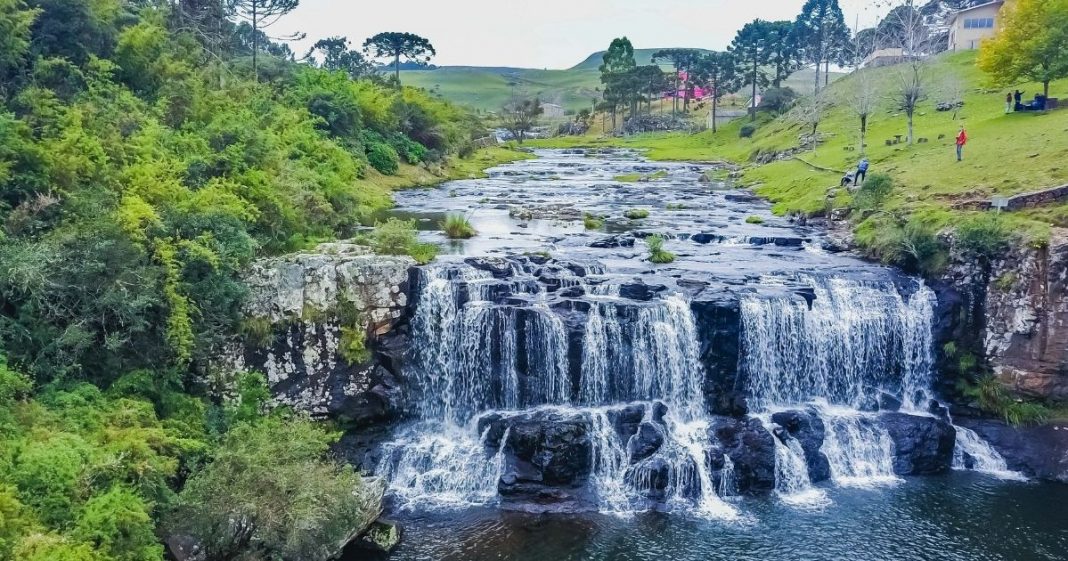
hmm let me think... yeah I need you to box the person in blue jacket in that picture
[856,158,869,185]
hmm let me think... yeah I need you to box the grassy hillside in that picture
[402,51,842,112]
[531,51,1068,245]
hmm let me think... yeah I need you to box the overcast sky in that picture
[275,0,892,69]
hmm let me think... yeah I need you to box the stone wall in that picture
[212,243,414,423]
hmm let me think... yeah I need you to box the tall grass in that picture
[443,214,477,239]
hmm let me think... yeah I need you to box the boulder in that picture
[627,422,665,463]
[589,234,636,249]
[707,416,776,493]
[771,409,831,482]
[464,256,514,278]
[878,412,956,475]
[479,410,593,488]
[618,280,668,301]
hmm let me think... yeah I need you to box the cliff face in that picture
[211,244,414,424]
[938,228,1068,403]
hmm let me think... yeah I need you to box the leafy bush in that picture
[739,123,757,138]
[584,213,604,230]
[624,209,650,220]
[366,142,400,175]
[168,416,383,561]
[389,133,428,164]
[851,173,893,211]
[646,235,676,264]
[339,326,370,365]
[370,218,438,263]
[442,214,477,239]
[758,87,798,114]
[956,213,1010,258]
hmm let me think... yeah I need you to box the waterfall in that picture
[770,426,829,507]
[821,411,901,487]
[741,276,935,411]
[952,425,1027,480]
[718,455,737,498]
[588,409,636,514]
[377,423,509,509]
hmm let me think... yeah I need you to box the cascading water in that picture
[771,430,830,507]
[742,276,934,496]
[952,425,1027,480]
[379,262,738,518]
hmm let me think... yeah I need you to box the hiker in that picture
[856,158,869,184]
[955,126,967,162]
[1005,92,1013,113]
[1014,90,1023,111]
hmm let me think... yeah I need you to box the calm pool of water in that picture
[365,472,1067,561]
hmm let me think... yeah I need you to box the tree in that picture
[305,36,374,79]
[362,31,435,85]
[169,416,383,561]
[847,68,878,154]
[765,21,802,88]
[501,95,543,143]
[600,37,637,129]
[978,0,1068,99]
[729,20,773,121]
[879,0,937,145]
[692,51,738,133]
[0,0,38,83]
[651,48,699,117]
[228,0,300,80]
[793,0,850,94]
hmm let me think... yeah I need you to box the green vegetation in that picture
[584,213,605,230]
[624,209,651,220]
[443,214,477,239]
[962,375,1053,426]
[615,170,668,182]
[850,173,893,212]
[646,234,676,264]
[745,215,765,224]
[370,218,440,264]
[0,1,507,558]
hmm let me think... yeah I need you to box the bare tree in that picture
[846,69,878,154]
[789,89,833,152]
[936,71,967,120]
[501,95,544,144]
[877,0,937,145]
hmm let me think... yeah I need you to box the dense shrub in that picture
[646,235,676,264]
[366,142,400,175]
[739,123,757,138]
[851,173,893,211]
[758,87,798,114]
[956,213,1010,258]
[369,218,438,264]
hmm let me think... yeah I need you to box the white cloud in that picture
[276,0,891,69]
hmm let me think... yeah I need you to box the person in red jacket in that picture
[956,126,967,162]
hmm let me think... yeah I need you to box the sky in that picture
[275,0,893,69]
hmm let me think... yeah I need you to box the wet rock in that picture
[628,422,665,463]
[618,280,668,301]
[707,416,776,493]
[588,234,636,249]
[481,410,593,487]
[954,417,1068,483]
[464,256,514,278]
[771,410,831,482]
[690,290,747,416]
[878,412,956,475]
[878,392,902,412]
[691,233,725,244]
[631,456,672,498]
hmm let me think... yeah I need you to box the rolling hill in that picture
[401,50,841,113]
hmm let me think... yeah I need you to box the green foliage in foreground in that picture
[624,209,651,220]
[584,213,605,230]
[646,234,676,264]
[443,214,477,239]
[168,414,382,561]
[961,375,1053,426]
[369,218,439,264]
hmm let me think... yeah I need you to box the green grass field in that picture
[530,51,1068,244]
[401,49,841,113]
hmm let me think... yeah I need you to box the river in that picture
[351,149,1067,561]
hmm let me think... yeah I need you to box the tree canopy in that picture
[978,0,1068,98]
[362,31,436,83]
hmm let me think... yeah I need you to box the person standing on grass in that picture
[1006,92,1013,113]
[856,158,869,184]
[956,126,967,162]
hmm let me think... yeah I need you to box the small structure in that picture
[947,1,1005,51]
[862,48,906,68]
[540,103,567,120]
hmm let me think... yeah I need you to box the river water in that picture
[357,149,1067,561]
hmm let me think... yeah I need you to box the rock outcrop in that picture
[878,412,956,475]
[955,417,1068,482]
[212,243,414,422]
